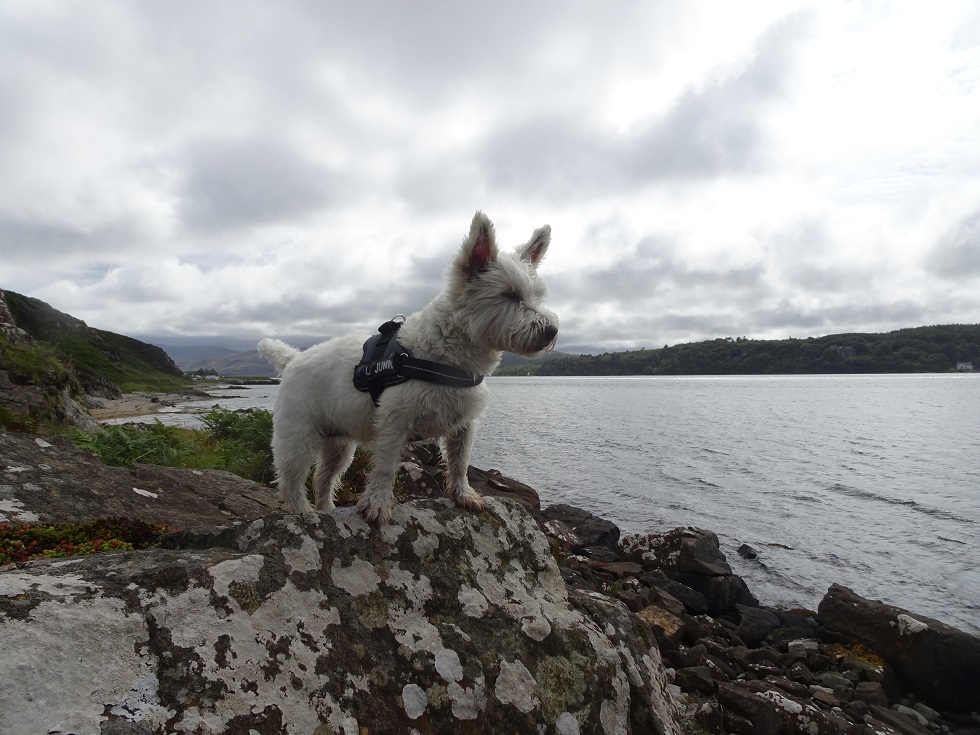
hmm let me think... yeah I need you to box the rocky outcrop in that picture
[0,289,101,432]
[1,498,681,735]
[0,289,25,342]
[818,583,980,712]
[3,430,979,734]
[0,431,284,526]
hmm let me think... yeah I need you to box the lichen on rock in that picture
[0,497,682,734]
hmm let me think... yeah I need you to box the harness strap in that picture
[353,317,483,406]
[397,354,484,388]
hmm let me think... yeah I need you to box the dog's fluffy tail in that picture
[257,338,300,376]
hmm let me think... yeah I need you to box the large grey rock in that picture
[817,583,980,712]
[0,498,682,735]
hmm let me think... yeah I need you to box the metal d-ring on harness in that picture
[352,315,484,406]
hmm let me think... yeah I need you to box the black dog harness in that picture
[353,316,484,405]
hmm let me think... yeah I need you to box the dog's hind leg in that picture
[272,432,316,513]
[443,424,486,513]
[355,420,409,525]
[313,438,356,512]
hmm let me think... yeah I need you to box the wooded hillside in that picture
[513,325,980,376]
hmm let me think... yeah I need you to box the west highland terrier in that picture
[258,211,559,524]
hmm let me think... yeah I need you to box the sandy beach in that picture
[88,390,215,421]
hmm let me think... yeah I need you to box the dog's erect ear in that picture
[456,211,499,280]
[517,225,551,268]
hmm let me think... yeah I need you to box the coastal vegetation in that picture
[68,407,373,503]
[0,331,83,432]
[497,324,980,376]
[0,516,174,564]
[69,408,277,485]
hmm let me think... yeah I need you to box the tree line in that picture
[512,324,980,376]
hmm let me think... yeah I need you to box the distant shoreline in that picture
[89,390,214,421]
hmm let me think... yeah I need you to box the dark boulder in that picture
[673,570,757,617]
[718,681,859,735]
[642,574,710,616]
[817,583,980,712]
[541,503,620,551]
[621,527,757,616]
[716,682,783,735]
[734,604,781,647]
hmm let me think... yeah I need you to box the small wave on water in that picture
[824,482,977,526]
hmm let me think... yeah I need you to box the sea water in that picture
[120,374,980,634]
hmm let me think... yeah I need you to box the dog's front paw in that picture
[451,487,486,513]
[355,492,394,525]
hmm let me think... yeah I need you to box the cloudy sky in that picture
[3,1,979,354]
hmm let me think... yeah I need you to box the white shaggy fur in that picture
[258,211,559,524]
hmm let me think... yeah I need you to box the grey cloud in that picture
[178,139,346,233]
[0,216,93,261]
[553,310,752,353]
[770,218,874,293]
[291,3,667,105]
[626,11,810,181]
[235,294,323,324]
[551,247,766,307]
[820,301,928,328]
[928,210,980,279]
[465,12,811,202]
[783,262,871,293]
[252,248,454,338]
[0,215,147,267]
[741,299,929,337]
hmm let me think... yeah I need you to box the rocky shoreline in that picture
[536,503,980,735]
[86,388,217,421]
[1,435,978,733]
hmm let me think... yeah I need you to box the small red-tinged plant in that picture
[0,516,176,564]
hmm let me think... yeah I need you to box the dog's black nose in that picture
[542,325,558,342]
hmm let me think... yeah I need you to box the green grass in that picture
[0,516,175,564]
[70,408,276,484]
[70,407,379,505]
[0,405,37,433]
[116,375,195,393]
[0,333,82,432]
[0,333,77,392]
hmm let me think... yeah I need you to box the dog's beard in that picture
[504,323,559,356]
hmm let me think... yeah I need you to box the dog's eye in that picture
[503,290,521,303]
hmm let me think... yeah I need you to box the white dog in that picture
[258,211,558,524]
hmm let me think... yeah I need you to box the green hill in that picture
[2,290,188,393]
[503,325,980,376]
